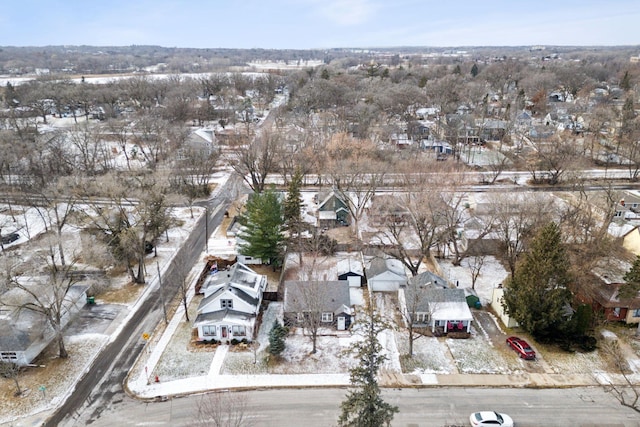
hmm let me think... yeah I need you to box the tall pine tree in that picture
[268,321,288,356]
[503,222,573,340]
[338,303,398,426]
[238,189,284,268]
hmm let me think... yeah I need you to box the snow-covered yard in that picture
[3,188,640,424]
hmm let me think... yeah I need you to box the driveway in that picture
[472,309,550,374]
[63,303,126,336]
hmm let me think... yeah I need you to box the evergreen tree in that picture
[621,255,640,300]
[620,70,631,91]
[238,189,284,268]
[470,63,479,78]
[620,97,635,140]
[502,222,573,340]
[268,321,288,356]
[338,304,398,426]
[283,168,303,236]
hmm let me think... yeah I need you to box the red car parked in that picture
[506,336,536,360]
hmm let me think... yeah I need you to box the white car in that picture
[469,411,514,426]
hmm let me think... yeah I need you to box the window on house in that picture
[296,312,304,323]
[614,210,623,217]
[633,308,640,318]
[415,313,429,323]
[202,325,216,336]
[221,299,233,309]
[0,352,17,361]
[321,312,333,322]
[231,325,246,336]
[613,307,622,317]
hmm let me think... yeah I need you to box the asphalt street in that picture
[44,175,243,427]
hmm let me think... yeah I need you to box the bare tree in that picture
[170,142,220,217]
[287,246,333,354]
[0,361,23,396]
[486,192,556,278]
[372,174,451,276]
[399,278,434,357]
[599,339,640,414]
[195,391,252,427]
[527,134,583,185]
[172,248,192,322]
[0,244,81,360]
[80,173,174,284]
[466,255,486,290]
[132,114,169,169]
[106,119,134,170]
[327,134,386,238]
[229,129,280,193]
[26,178,79,267]
[67,123,113,175]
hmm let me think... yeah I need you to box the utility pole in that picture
[205,206,209,253]
[156,261,168,325]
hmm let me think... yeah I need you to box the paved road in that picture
[46,175,245,427]
[70,387,640,427]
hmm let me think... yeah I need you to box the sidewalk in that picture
[124,294,630,401]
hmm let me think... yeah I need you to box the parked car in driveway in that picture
[506,336,536,360]
[1,232,19,245]
[469,411,514,426]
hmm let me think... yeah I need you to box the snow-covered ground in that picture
[438,255,509,305]
[3,177,640,424]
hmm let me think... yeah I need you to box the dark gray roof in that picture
[0,317,35,351]
[404,285,467,313]
[283,280,350,313]
[366,257,406,279]
[193,309,254,326]
[424,288,466,303]
[409,271,447,288]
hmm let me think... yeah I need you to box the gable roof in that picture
[193,308,255,327]
[366,257,407,280]
[336,256,364,277]
[316,190,348,212]
[200,262,265,298]
[197,284,260,313]
[409,271,448,288]
[283,280,351,314]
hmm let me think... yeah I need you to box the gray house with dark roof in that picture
[0,284,88,366]
[403,275,472,335]
[283,280,353,331]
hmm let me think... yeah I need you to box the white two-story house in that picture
[193,262,267,343]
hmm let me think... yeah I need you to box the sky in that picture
[1,0,639,49]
